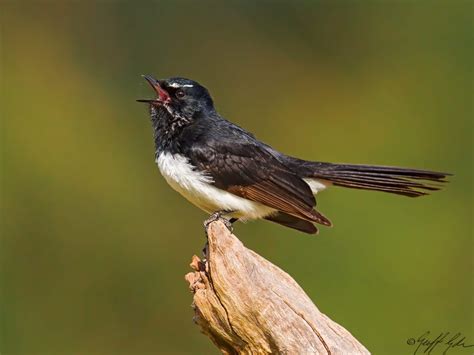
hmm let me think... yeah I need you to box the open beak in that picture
[137,75,171,104]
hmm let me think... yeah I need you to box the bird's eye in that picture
[176,89,185,99]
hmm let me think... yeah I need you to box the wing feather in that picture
[187,140,331,226]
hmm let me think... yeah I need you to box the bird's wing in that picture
[187,141,331,226]
[265,212,319,234]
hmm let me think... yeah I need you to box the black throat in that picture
[150,105,181,155]
[150,104,203,157]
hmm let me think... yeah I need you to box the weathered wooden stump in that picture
[185,220,369,354]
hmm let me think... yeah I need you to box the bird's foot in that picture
[204,211,234,233]
[221,218,233,232]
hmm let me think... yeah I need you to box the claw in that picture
[204,211,234,233]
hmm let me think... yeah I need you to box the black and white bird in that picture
[138,75,449,234]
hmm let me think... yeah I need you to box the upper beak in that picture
[137,75,170,104]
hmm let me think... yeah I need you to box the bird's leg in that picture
[203,211,223,228]
[204,210,235,232]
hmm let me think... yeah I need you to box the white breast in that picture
[156,152,276,220]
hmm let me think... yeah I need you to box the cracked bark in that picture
[185,220,370,354]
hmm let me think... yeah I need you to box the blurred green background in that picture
[1,1,472,354]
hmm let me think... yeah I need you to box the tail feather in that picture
[303,162,450,198]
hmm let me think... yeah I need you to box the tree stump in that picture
[185,220,370,354]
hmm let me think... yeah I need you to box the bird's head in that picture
[138,75,215,121]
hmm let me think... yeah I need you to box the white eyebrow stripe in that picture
[168,83,194,88]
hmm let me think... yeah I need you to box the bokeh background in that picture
[1,1,472,354]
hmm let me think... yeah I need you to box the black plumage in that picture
[138,75,450,234]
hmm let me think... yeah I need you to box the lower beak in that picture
[137,75,170,104]
[136,98,155,103]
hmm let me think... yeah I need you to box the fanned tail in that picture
[302,162,451,197]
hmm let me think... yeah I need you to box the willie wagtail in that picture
[138,75,449,234]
